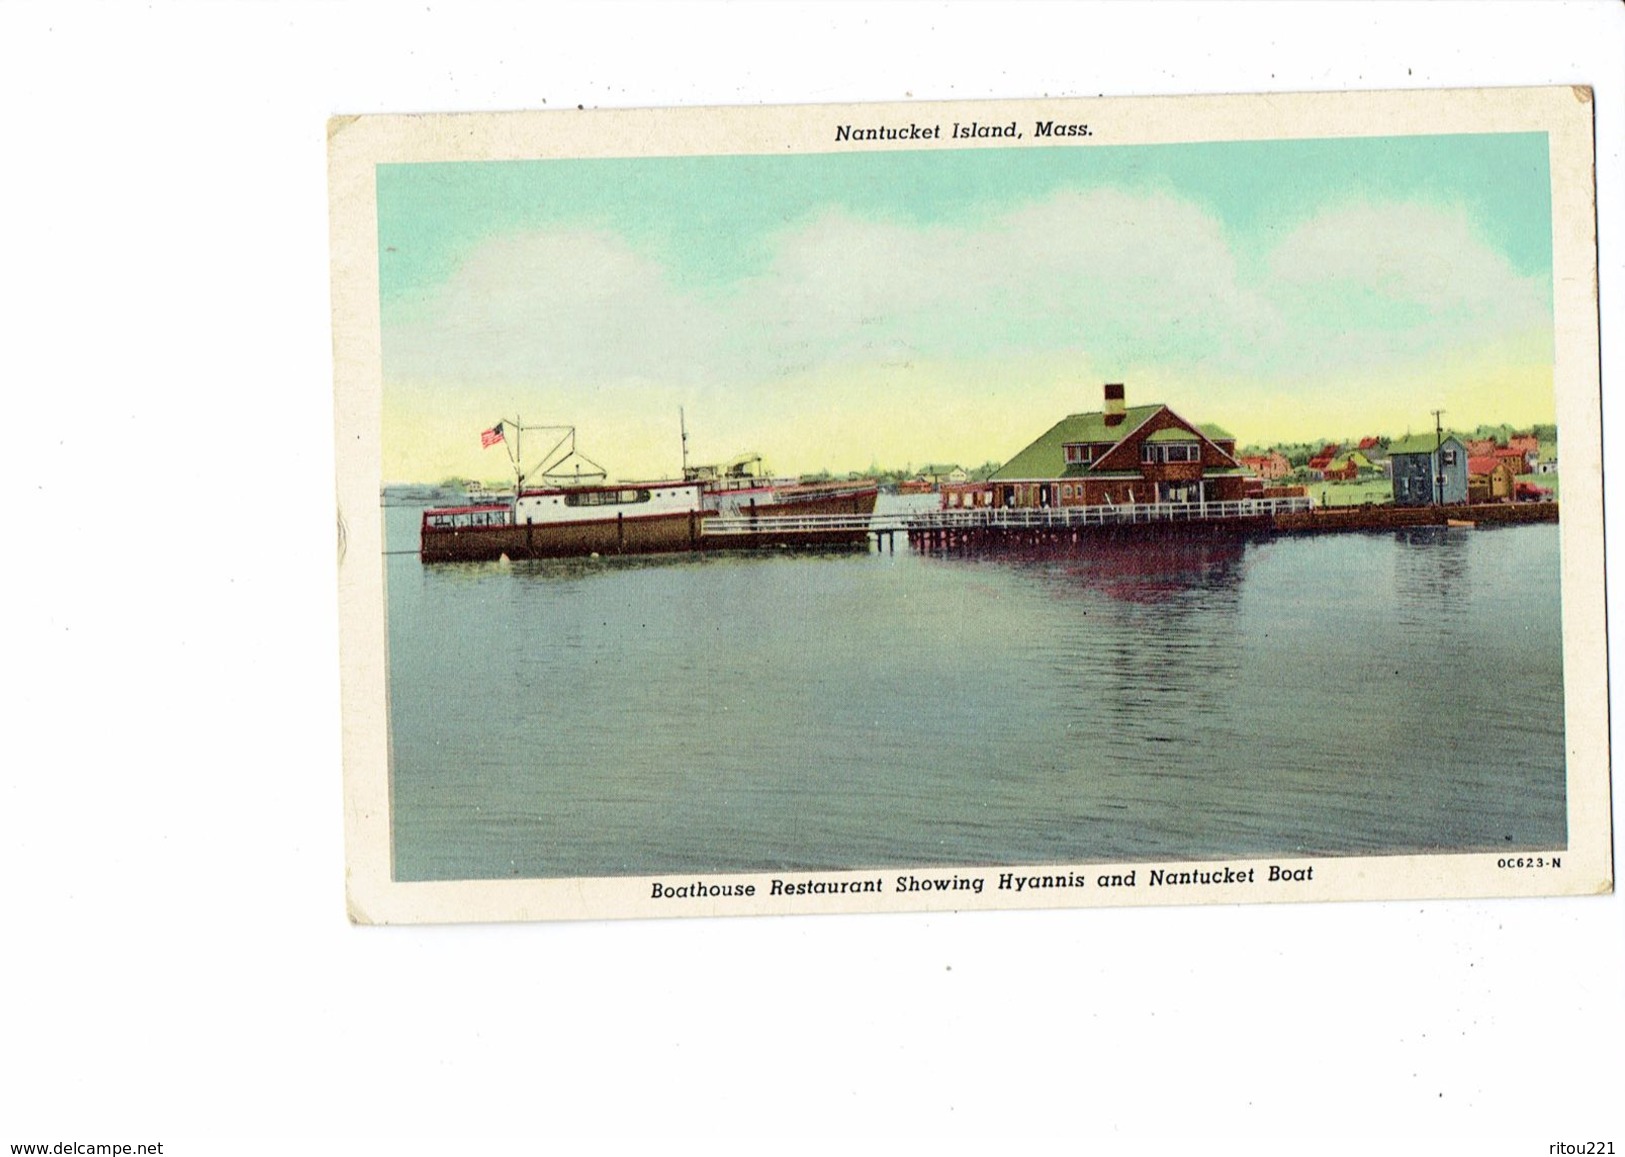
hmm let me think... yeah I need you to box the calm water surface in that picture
[383,494,1566,880]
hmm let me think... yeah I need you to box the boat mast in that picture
[493,417,605,492]
[680,407,689,479]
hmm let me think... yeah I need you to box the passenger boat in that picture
[422,480,710,562]
[685,458,880,519]
[419,417,876,562]
[679,418,879,520]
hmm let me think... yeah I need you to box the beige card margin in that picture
[331,86,1610,925]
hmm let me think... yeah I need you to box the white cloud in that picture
[1258,200,1552,370]
[383,187,1554,475]
[384,229,721,387]
[728,188,1256,373]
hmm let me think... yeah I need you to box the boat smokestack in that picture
[1104,382,1126,426]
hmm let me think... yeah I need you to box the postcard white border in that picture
[333,86,1610,924]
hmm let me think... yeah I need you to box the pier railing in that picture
[701,512,907,535]
[910,495,1312,530]
[699,496,1312,537]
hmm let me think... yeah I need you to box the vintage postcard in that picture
[331,87,1610,923]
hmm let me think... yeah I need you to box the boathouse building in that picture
[987,383,1249,509]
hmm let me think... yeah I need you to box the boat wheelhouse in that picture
[678,419,879,519]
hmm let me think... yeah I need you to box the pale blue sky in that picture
[376,133,1555,481]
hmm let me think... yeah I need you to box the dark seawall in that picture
[1273,502,1559,533]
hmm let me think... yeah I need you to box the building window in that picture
[1442,449,1458,467]
[1065,443,1114,465]
[1141,441,1201,464]
[564,488,652,507]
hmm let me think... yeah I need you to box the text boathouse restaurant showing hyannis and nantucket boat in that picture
[418,415,880,562]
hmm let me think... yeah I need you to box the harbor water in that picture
[383,493,1567,881]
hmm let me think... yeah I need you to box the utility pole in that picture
[1431,408,1446,506]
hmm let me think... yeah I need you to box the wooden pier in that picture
[700,511,912,552]
[699,496,1315,552]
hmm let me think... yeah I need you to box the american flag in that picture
[480,423,504,449]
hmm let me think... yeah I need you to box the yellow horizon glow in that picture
[382,334,1556,485]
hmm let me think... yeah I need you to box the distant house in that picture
[1357,435,1382,453]
[1241,451,1291,480]
[919,464,969,485]
[1495,445,1534,474]
[1467,455,1517,503]
[1507,434,1540,459]
[1322,458,1358,482]
[987,382,1247,509]
[1389,433,1469,506]
[1306,444,1339,473]
[1537,444,1559,475]
[1466,438,1500,458]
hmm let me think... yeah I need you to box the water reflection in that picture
[955,535,1251,766]
[939,533,1251,603]
[1020,535,1249,607]
[1390,525,1473,632]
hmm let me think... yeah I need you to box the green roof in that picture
[991,405,1162,479]
[1145,426,1203,443]
[1388,433,1464,455]
[990,404,1246,479]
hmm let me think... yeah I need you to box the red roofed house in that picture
[1240,451,1291,480]
[1307,444,1339,469]
[1468,455,1517,503]
[1495,444,1534,474]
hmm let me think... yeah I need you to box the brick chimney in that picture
[1103,382,1126,426]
